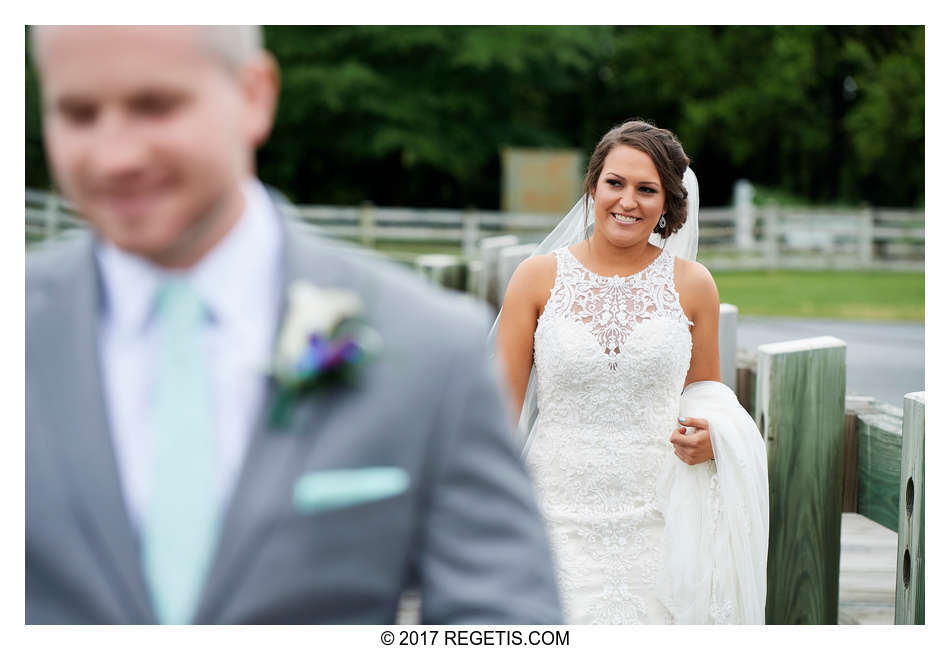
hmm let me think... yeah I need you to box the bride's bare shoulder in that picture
[673,256,714,284]
[518,252,557,277]
[504,253,558,305]
[672,257,720,313]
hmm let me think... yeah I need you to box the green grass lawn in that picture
[713,269,924,322]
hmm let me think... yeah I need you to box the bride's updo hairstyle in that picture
[583,119,691,239]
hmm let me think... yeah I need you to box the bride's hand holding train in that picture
[670,416,714,465]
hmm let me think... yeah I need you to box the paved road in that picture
[736,316,924,409]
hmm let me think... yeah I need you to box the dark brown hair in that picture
[583,119,690,238]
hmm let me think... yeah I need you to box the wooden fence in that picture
[732,328,924,625]
[745,345,924,624]
[26,188,923,271]
[452,238,925,625]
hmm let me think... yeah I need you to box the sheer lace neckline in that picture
[564,245,667,281]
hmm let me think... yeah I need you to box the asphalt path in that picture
[735,316,924,409]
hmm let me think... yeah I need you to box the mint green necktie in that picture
[142,279,219,624]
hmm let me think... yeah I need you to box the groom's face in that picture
[35,27,277,267]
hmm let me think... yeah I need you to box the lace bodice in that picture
[524,246,695,624]
[533,246,693,427]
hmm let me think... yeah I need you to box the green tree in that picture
[25,33,51,191]
[26,26,924,209]
[842,27,924,206]
[260,26,609,206]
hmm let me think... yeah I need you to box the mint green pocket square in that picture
[292,467,410,514]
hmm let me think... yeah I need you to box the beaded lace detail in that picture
[524,246,694,624]
[544,247,693,369]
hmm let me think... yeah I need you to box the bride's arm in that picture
[671,258,721,464]
[677,257,722,387]
[494,254,556,427]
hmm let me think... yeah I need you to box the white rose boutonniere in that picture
[269,280,382,428]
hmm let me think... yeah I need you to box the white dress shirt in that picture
[96,179,283,536]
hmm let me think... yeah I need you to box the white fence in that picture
[695,205,923,271]
[26,188,923,271]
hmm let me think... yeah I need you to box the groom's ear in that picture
[238,50,280,149]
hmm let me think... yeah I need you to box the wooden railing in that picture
[26,188,923,271]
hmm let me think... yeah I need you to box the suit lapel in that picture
[31,237,156,623]
[193,212,349,623]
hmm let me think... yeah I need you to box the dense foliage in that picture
[26,25,924,208]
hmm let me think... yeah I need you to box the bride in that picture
[492,119,769,624]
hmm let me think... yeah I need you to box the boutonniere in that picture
[269,280,382,429]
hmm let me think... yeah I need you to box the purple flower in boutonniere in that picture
[269,280,382,429]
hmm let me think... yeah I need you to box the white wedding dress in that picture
[524,245,694,624]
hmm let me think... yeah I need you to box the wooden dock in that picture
[838,512,897,624]
[397,512,898,625]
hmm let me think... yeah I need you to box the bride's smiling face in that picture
[591,145,666,248]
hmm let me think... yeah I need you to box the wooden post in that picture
[757,336,846,624]
[359,201,375,248]
[896,392,924,624]
[497,243,538,307]
[734,348,757,418]
[462,207,480,261]
[764,203,779,268]
[478,235,520,310]
[466,258,484,297]
[858,206,874,267]
[719,303,738,390]
[733,179,755,251]
[415,254,466,292]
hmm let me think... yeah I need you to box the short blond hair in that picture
[29,25,264,72]
[198,25,264,69]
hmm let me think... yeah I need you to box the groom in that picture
[26,26,561,624]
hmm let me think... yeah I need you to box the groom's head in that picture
[32,26,280,268]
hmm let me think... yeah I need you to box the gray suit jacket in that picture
[26,214,562,624]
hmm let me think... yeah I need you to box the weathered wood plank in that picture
[757,336,846,624]
[895,392,925,624]
[838,513,897,625]
[855,405,903,532]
